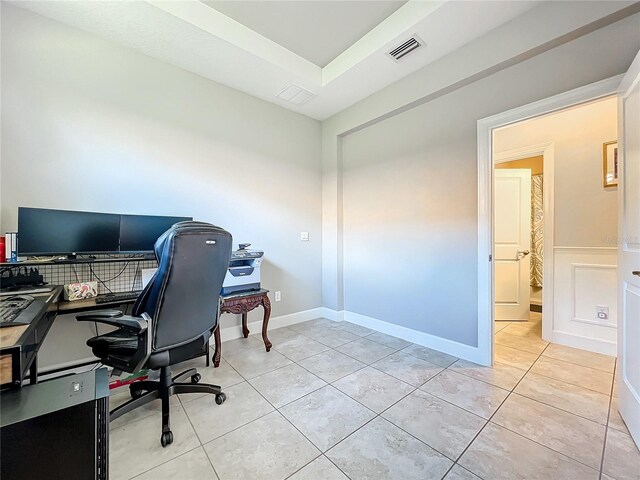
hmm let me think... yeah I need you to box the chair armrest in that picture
[76,310,149,334]
[77,309,123,319]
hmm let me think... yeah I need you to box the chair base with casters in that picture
[112,365,226,447]
[77,310,227,448]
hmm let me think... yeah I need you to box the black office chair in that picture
[76,221,232,447]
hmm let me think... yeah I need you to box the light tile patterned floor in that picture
[110,313,640,480]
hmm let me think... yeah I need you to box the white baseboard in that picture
[327,309,485,364]
[318,307,344,322]
[214,306,486,364]
[213,307,327,343]
[551,330,617,357]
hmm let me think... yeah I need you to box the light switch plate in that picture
[300,231,309,241]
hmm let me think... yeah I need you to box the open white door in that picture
[617,50,640,447]
[494,169,532,321]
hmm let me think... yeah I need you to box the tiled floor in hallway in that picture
[110,315,640,480]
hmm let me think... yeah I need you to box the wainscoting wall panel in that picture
[553,247,618,356]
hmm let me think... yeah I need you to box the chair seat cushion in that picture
[87,330,139,359]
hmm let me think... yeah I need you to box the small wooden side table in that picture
[213,289,271,367]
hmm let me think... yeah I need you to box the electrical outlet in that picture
[300,231,309,242]
[275,291,281,302]
[596,305,609,320]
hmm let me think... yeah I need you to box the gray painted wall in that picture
[339,14,639,347]
[0,5,323,324]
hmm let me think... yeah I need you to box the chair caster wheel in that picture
[130,388,144,399]
[160,431,174,447]
[215,393,226,405]
[191,373,202,384]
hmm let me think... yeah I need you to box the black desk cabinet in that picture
[0,368,109,480]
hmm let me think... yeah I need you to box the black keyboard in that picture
[1,295,34,324]
[95,291,141,304]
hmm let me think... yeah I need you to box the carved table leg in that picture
[213,325,221,368]
[242,312,250,338]
[261,294,272,352]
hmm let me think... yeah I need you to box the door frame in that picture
[476,74,622,366]
[494,144,554,330]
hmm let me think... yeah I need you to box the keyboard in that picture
[1,295,34,325]
[95,291,141,304]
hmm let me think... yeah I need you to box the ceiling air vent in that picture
[386,35,424,62]
[276,83,315,106]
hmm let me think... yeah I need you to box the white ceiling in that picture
[12,0,541,120]
[204,1,406,67]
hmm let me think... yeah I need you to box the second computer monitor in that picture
[119,214,192,252]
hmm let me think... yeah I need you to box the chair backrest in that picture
[133,221,232,351]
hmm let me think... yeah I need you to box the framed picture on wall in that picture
[603,140,618,188]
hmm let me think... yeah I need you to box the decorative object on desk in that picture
[63,281,98,301]
[4,232,17,262]
[603,140,618,188]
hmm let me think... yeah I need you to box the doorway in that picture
[476,75,623,367]
[491,97,618,356]
[477,55,640,452]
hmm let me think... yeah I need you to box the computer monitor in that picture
[119,214,192,252]
[17,207,121,256]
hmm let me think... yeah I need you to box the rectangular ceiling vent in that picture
[276,83,315,106]
[386,35,424,62]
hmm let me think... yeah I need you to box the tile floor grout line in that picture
[126,444,206,480]
[416,370,508,421]
[316,453,352,480]
[493,329,615,372]
[287,339,465,471]
[492,329,615,396]
[244,376,321,439]
[444,339,553,479]
[369,361,443,390]
[241,371,354,478]
[179,399,223,480]
[517,368,614,396]
[538,352,616,374]
[445,359,528,390]
[221,326,501,474]
[199,403,276,448]
[510,389,610,427]
[303,359,370,384]
[333,342,403,365]
[485,417,605,474]
[328,376,470,465]
[473,340,608,476]
[281,452,324,480]
[599,357,617,480]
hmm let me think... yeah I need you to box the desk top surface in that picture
[0,286,63,349]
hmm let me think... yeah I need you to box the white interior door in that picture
[617,50,640,447]
[494,169,532,321]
